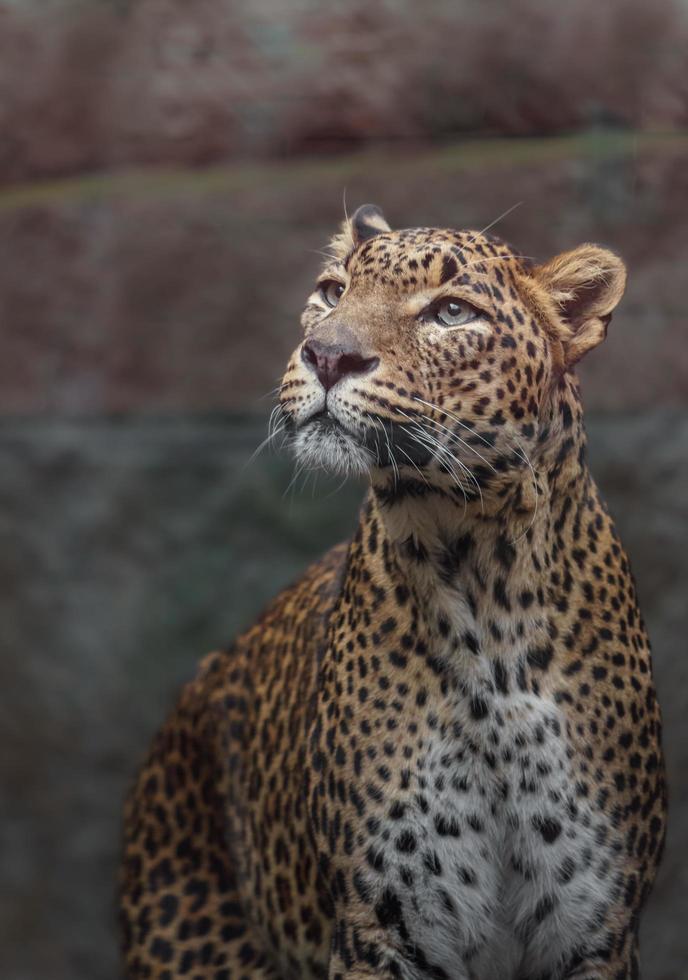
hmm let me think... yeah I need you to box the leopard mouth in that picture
[303,409,344,434]
[292,410,432,474]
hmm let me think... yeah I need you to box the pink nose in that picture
[301,340,379,392]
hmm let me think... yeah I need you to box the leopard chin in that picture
[291,415,374,476]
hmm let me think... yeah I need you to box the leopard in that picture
[119,203,667,980]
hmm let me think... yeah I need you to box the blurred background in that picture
[1,1,687,977]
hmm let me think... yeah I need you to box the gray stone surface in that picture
[0,412,686,979]
[2,132,688,416]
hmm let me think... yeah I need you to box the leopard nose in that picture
[301,340,379,392]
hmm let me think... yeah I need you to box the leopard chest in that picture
[358,683,624,980]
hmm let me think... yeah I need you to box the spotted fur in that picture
[120,206,666,980]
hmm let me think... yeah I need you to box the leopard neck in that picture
[363,376,591,652]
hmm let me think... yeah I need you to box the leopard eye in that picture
[320,280,345,308]
[428,297,480,327]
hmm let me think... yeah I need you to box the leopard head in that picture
[279,204,625,505]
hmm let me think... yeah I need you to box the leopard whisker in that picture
[457,253,534,276]
[410,400,498,474]
[419,400,539,520]
[420,424,484,514]
[411,398,498,470]
[406,419,478,500]
[363,413,385,471]
[409,398,541,523]
[397,407,487,507]
[307,247,340,262]
[268,403,286,441]
[243,420,287,471]
[321,472,350,501]
[380,421,400,489]
[366,413,430,487]
[453,202,523,264]
[258,381,289,401]
[507,435,541,545]
[283,457,308,500]
[407,427,470,513]
[394,443,432,489]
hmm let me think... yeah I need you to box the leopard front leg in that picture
[326,931,398,980]
[325,909,473,980]
[327,919,469,980]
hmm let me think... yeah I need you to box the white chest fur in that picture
[365,685,622,980]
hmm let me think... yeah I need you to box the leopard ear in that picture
[350,204,391,244]
[533,244,626,369]
[326,203,391,262]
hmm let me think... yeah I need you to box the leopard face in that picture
[279,204,625,503]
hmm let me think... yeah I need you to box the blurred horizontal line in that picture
[1,130,687,213]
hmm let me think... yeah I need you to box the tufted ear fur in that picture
[327,203,391,262]
[533,244,626,369]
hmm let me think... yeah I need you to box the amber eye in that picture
[320,280,345,308]
[428,297,480,327]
